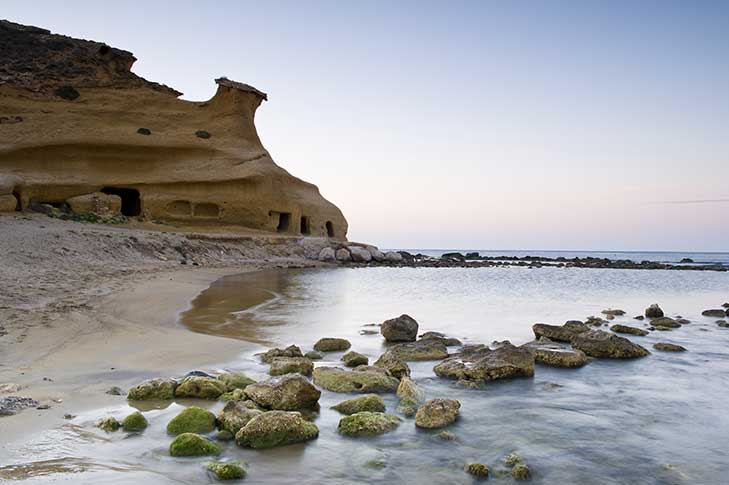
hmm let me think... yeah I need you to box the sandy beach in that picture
[0,214,323,446]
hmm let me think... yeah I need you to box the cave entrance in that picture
[300,216,310,235]
[274,212,290,232]
[101,187,141,216]
[326,221,335,237]
[12,190,21,211]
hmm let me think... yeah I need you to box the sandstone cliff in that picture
[0,20,347,239]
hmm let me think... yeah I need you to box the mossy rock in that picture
[504,452,524,467]
[313,337,351,352]
[216,400,263,434]
[465,463,489,479]
[396,376,424,402]
[414,399,460,429]
[207,461,246,480]
[127,378,178,400]
[96,416,120,432]
[312,367,399,393]
[215,430,234,441]
[121,411,148,432]
[235,411,319,449]
[396,397,419,417]
[167,406,216,435]
[217,372,256,392]
[219,388,247,402]
[341,351,368,367]
[332,394,386,415]
[373,352,410,379]
[269,357,314,377]
[512,463,532,480]
[169,433,220,457]
[338,411,401,437]
[175,376,227,399]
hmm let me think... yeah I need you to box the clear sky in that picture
[5,1,728,251]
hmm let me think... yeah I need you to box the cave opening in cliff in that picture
[275,212,291,232]
[101,187,141,217]
[12,190,21,211]
[326,221,334,237]
[300,216,310,235]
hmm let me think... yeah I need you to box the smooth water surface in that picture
[4,266,728,484]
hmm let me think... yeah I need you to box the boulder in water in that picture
[207,461,246,480]
[175,376,227,399]
[332,394,386,415]
[380,314,419,342]
[341,351,369,367]
[522,340,588,368]
[244,375,321,410]
[434,343,534,385]
[610,324,649,336]
[415,399,461,429]
[217,372,256,392]
[96,416,120,432]
[338,411,401,437]
[313,367,399,393]
[216,400,264,434]
[349,246,373,262]
[313,337,351,352]
[702,309,727,318]
[532,322,588,342]
[269,357,314,377]
[121,411,148,432]
[465,463,490,479]
[259,345,303,363]
[169,433,220,456]
[127,378,178,400]
[373,352,411,378]
[166,406,216,435]
[645,304,664,318]
[235,411,319,449]
[653,343,687,352]
[571,330,650,358]
[650,317,681,328]
[380,340,449,361]
[396,376,425,402]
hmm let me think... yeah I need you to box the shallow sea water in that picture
[3,266,728,484]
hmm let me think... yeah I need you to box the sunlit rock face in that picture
[0,20,348,239]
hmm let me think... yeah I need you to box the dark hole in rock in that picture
[54,86,80,101]
[12,190,21,211]
[300,216,310,235]
[276,212,291,232]
[195,130,211,139]
[101,187,141,217]
[98,45,110,55]
[326,221,335,237]
[136,128,151,135]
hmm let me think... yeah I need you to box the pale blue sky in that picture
[5,1,728,250]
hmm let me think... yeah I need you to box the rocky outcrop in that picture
[380,314,419,342]
[571,330,650,358]
[243,375,320,410]
[0,20,347,238]
[434,343,534,385]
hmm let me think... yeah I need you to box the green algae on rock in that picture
[127,378,178,400]
[207,461,246,480]
[175,376,227,399]
[96,416,120,432]
[414,399,460,429]
[313,337,352,352]
[512,463,532,480]
[166,406,216,435]
[217,372,256,392]
[465,463,489,479]
[341,351,369,367]
[268,357,314,377]
[121,411,148,432]
[235,410,319,449]
[373,352,411,379]
[338,411,401,437]
[244,374,321,410]
[332,394,386,415]
[170,432,220,457]
[216,400,263,434]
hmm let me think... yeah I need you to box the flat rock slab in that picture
[610,324,649,336]
[523,341,588,368]
[313,367,399,393]
[571,330,650,358]
[532,323,588,342]
[433,343,534,384]
[382,340,449,361]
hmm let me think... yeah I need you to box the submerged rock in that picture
[373,353,411,379]
[175,376,227,399]
[380,340,449,361]
[235,411,319,449]
[419,332,462,347]
[571,330,650,358]
[167,406,216,435]
[396,397,419,417]
[338,411,401,437]
[106,386,124,396]
[653,343,687,352]
[702,309,727,318]
[610,324,649,336]
[602,309,626,316]
[269,357,314,377]
[127,378,178,400]
[465,463,489,479]
[96,416,120,432]
[332,394,386,415]
[434,343,534,384]
[313,367,399,393]
[244,374,321,410]
[217,372,256,391]
[121,411,148,432]
[532,322,587,342]
[504,452,524,466]
[380,314,419,342]
[718,321,729,328]
[313,337,352,352]
[259,345,304,363]
[415,399,460,429]
[437,431,457,441]
[304,350,323,360]
[342,351,369,367]
[207,461,246,480]
[512,463,532,480]
[216,400,263,434]
[169,433,220,456]
[649,317,681,328]
[645,304,664,318]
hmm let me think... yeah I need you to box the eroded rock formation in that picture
[0,20,347,238]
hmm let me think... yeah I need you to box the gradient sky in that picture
[5,1,728,251]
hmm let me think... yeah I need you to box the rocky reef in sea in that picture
[0,20,347,238]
